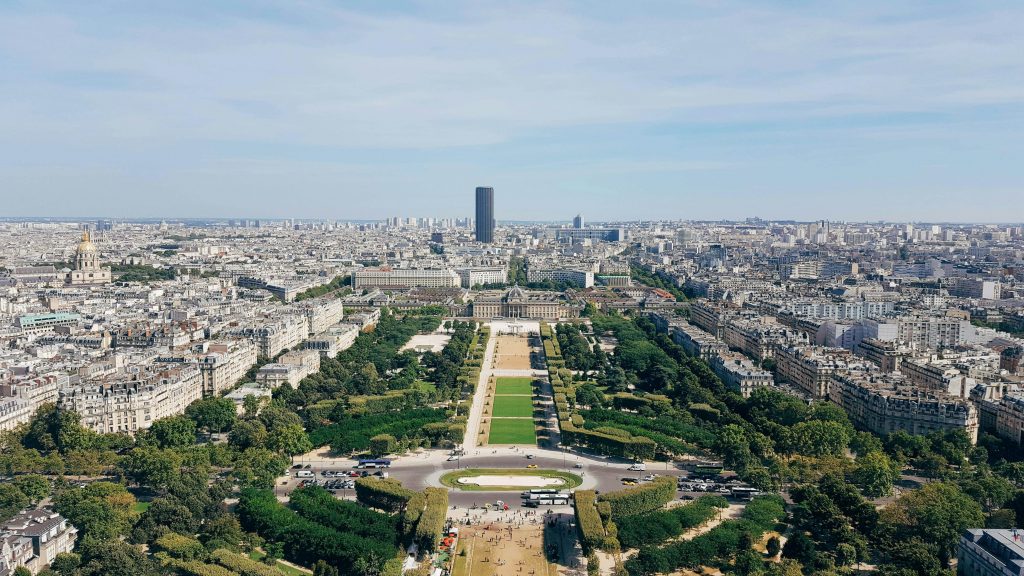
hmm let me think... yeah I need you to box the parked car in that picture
[526,464,538,469]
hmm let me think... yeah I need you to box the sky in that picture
[1,1,1022,223]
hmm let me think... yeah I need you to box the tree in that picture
[13,566,31,576]
[145,416,196,449]
[201,513,244,550]
[789,420,850,457]
[879,482,984,566]
[50,552,81,575]
[13,474,50,503]
[267,423,312,461]
[853,451,900,498]
[76,538,159,576]
[185,397,237,433]
[229,419,268,451]
[766,536,781,558]
[369,434,397,457]
[314,560,341,576]
[243,394,262,417]
[54,482,137,541]
[0,483,29,519]
[118,447,182,490]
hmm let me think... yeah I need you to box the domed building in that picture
[66,230,111,286]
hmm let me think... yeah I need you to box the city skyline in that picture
[2,1,1022,222]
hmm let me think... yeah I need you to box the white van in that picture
[627,463,646,471]
[296,470,314,478]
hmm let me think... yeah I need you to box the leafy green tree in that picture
[54,482,137,540]
[185,397,237,433]
[200,513,244,550]
[243,394,262,417]
[369,434,397,457]
[789,420,850,457]
[13,474,50,503]
[853,451,900,498]
[766,536,781,558]
[229,418,268,450]
[13,566,31,576]
[879,482,983,566]
[0,484,29,519]
[314,560,341,576]
[119,447,182,490]
[268,423,312,461]
[50,552,81,575]
[144,416,196,449]
[76,537,159,576]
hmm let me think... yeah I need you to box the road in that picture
[279,446,718,509]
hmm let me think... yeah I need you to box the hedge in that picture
[354,477,416,513]
[167,560,238,576]
[289,486,398,543]
[154,532,206,561]
[414,488,449,550]
[210,549,279,576]
[237,488,396,571]
[401,491,426,541]
[599,476,676,519]
[560,418,656,460]
[574,490,607,553]
[616,495,728,549]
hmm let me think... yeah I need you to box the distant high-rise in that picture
[475,187,494,243]
[573,214,584,229]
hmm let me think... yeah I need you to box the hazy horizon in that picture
[3,1,1022,222]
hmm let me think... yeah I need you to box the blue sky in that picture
[1,1,1022,222]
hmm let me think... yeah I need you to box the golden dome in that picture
[77,231,97,253]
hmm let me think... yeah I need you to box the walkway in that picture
[463,324,497,448]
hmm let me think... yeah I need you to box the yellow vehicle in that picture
[622,480,637,486]
[526,464,538,469]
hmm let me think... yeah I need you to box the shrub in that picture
[574,491,607,552]
[354,477,416,513]
[154,532,206,561]
[210,549,279,576]
[599,476,676,519]
[414,488,449,550]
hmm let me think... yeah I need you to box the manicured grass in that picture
[133,502,151,514]
[488,418,538,444]
[495,377,534,395]
[492,394,534,417]
[440,468,582,491]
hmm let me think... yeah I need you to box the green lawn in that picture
[248,551,312,575]
[495,377,535,395]
[492,394,534,417]
[488,418,537,444]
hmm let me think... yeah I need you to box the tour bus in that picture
[692,461,724,478]
[356,459,392,469]
[730,487,761,501]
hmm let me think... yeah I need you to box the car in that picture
[573,463,583,469]
[322,471,336,477]
[622,480,637,486]
[526,454,535,459]
[681,495,694,500]
[447,455,459,461]
[718,487,731,494]
[303,464,312,469]
[526,464,538,469]
[642,474,656,482]
[292,464,303,469]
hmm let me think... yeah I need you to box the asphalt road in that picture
[277,447,730,509]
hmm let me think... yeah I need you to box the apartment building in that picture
[828,370,979,442]
[854,338,906,372]
[304,323,360,357]
[525,268,595,288]
[60,364,203,434]
[351,268,460,289]
[226,314,309,358]
[690,301,735,339]
[669,322,727,361]
[255,349,320,389]
[958,529,1024,576]
[775,345,851,399]
[0,509,77,575]
[710,351,774,398]
[197,339,259,396]
[0,373,64,432]
[293,299,345,334]
[458,267,507,288]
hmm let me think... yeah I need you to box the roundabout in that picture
[440,468,583,491]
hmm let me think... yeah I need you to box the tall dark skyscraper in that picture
[475,187,494,243]
[573,214,584,229]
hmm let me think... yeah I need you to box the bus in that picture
[693,461,724,478]
[730,487,760,501]
[356,459,392,469]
